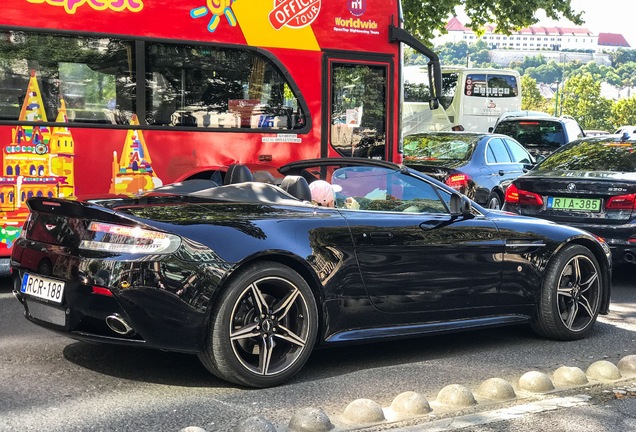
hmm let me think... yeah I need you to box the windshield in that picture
[535,139,636,172]
[495,120,565,148]
[403,134,477,162]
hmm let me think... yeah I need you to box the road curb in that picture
[178,354,636,432]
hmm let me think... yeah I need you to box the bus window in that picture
[439,72,459,110]
[330,63,387,159]
[145,43,304,130]
[0,31,134,124]
[465,74,518,98]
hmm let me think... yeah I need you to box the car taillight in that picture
[445,173,471,191]
[504,184,544,206]
[606,193,636,210]
[80,222,181,254]
[91,286,113,296]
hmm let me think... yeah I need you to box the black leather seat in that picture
[223,164,253,185]
[280,175,311,201]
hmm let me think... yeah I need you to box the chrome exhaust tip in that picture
[624,252,635,263]
[105,314,134,335]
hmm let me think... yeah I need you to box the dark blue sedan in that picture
[404,132,535,209]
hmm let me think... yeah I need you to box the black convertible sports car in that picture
[11,158,612,388]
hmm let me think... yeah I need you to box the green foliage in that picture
[510,55,547,71]
[435,41,469,66]
[524,60,563,84]
[612,97,636,126]
[520,75,551,113]
[610,49,636,67]
[560,74,615,130]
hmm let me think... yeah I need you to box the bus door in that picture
[323,55,393,161]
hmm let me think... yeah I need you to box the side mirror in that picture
[450,193,472,216]
[429,98,440,110]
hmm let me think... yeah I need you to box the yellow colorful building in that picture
[110,114,163,194]
[0,70,74,248]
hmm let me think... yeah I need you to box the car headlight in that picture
[80,222,181,254]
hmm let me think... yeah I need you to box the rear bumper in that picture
[560,223,635,264]
[11,267,207,353]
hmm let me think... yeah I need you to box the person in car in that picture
[309,180,336,207]
[310,180,359,209]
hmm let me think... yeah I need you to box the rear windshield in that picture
[535,139,636,172]
[403,134,477,162]
[495,120,565,148]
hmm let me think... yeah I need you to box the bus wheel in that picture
[198,261,318,388]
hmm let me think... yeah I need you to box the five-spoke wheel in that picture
[532,244,602,340]
[198,261,318,387]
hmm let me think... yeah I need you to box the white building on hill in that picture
[437,17,630,53]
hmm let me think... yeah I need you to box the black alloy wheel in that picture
[486,191,502,210]
[531,244,602,340]
[198,261,318,387]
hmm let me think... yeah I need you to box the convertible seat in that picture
[224,164,254,185]
[280,175,312,201]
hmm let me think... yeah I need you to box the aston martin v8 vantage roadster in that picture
[11,158,612,388]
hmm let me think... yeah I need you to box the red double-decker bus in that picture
[0,0,442,264]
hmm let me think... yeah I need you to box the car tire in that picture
[531,244,602,341]
[486,191,502,209]
[198,261,318,388]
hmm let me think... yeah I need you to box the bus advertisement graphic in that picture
[268,0,321,30]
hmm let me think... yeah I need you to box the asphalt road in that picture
[1,265,635,432]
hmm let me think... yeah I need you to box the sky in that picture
[535,0,635,47]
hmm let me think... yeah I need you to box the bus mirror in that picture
[429,99,439,110]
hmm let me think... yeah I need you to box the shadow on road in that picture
[62,342,230,388]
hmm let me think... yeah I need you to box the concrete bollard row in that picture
[177,354,636,432]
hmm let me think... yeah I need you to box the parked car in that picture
[490,110,551,131]
[615,125,636,136]
[584,130,610,137]
[493,114,585,158]
[403,132,534,209]
[12,158,611,388]
[503,134,636,264]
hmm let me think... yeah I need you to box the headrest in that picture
[280,175,312,201]
[224,164,254,185]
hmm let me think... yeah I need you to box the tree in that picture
[612,97,636,127]
[401,0,582,43]
[435,41,469,66]
[609,49,636,67]
[467,40,493,67]
[520,75,550,113]
[525,60,562,84]
[560,74,614,131]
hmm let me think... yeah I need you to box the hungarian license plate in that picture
[547,196,601,212]
[21,273,65,304]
